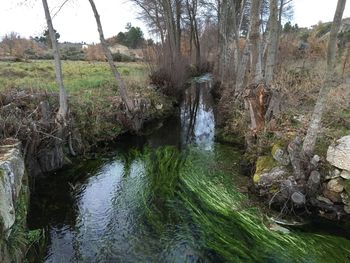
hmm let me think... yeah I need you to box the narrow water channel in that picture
[28,75,350,263]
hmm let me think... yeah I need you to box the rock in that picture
[291,192,306,205]
[287,137,305,180]
[340,170,350,180]
[155,104,163,110]
[325,169,341,180]
[277,178,298,203]
[258,166,288,186]
[307,170,321,194]
[317,196,334,205]
[327,135,350,171]
[310,155,321,167]
[323,188,342,203]
[341,192,350,205]
[253,156,277,184]
[344,205,350,214]
[269,223,290,234]
[344,180,350,195]
[271,144,290,166]
[0,141,24,234]
[327,178,344,193]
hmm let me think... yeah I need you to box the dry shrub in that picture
[341,43,350,77]
[274,63,323,114]
[85,44,105,61]
[0,88,61,156]
[278,34,300,62]
[307,35,327,60]
[145,44,191,96]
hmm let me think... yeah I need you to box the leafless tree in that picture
[185,0,201,66]
[248,0,263,83]
[264,0,279,83]
[88,0,134,112]
[302,0,347,156]
[41,0,68,124]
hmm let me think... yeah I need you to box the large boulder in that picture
[327,135,350,171]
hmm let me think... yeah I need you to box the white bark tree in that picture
[302,0,347,156]
[41,0,68,124]
[248,0,263,83]
[88,0,134,112]
[264,0,279,84]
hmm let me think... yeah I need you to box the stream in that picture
[28,75,350,263]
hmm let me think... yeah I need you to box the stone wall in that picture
[0,140,28,263]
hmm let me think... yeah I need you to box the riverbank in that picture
[0,60,175,175]
[26,75,350,262]
[0,60,177,262]
[215,53,350,221]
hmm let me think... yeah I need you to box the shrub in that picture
[315,22,332,38]
[60,46,85,61]
[112,51,136,62]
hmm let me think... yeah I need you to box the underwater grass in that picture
[178,150,350,263]
[138,147,350,263]
[138,147,185,233]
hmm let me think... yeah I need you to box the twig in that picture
[36,130,63,141]
[52,0,71,19]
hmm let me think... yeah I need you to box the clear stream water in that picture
[28,75,350,263]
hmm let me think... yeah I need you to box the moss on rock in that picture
[253,156,277,184]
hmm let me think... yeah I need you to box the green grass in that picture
[0,60,173,143]
[0,60,149,95]
[138,147,350,263]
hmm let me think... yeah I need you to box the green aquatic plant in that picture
[178,150,350,263]
[139,147,184,232]
[139,147,350,262]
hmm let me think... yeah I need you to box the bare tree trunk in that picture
[193,8,201,66]
[265,0,279,84]
[302,0,347,156]
[175,0,182,54]
[186,0,201,66]
[238,0,246,33]
[41,0,68,124]
[217,0,228,83]
[88,0,134,112]
[217,0,240,85]
[155,6,165,45]
[248,0,263,83]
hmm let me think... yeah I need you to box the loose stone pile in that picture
[253,135,350,218]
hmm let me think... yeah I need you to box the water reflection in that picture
[29,75,218,262]
[181,76,215,150]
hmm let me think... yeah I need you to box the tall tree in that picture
[35,29,60,48]
[132,0,166,45]
[217,0,242,84]
[185,0,201,66]
[248,0,263,83]
[264,0,279,83]
[88,0,134,112]
[41,0,68,124]
[302,0,347,156]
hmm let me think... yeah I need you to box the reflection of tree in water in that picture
[181,80,215,150]
[182,82,201,145]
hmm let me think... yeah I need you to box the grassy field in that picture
[0,60,172,144]
[0,60,150,96]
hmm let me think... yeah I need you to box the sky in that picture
[0,0,350,43]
